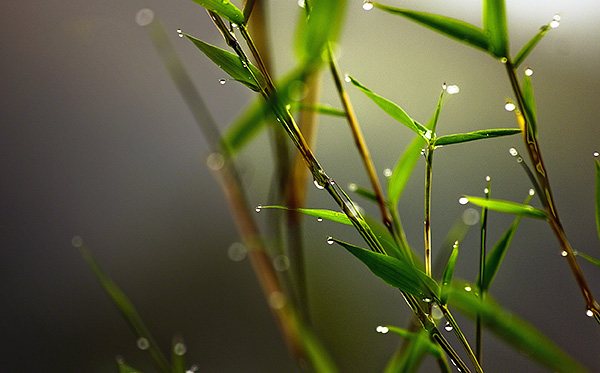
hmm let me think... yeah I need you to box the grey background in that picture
[1,0,599,371]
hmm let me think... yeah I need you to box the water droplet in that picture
[268,291,286,309]
[462,208,479,226]
[206,152,225,171]
[231,23,238,28]
[273,255,290,271]
[453,241,459,249]
[458,197,469,205]
[362,0,374,11]
[504,102,516,112]
[483,187,489,194]
[553,14,562,22]
[529,188,535,196]
[383,168,393,178]
[561,250,568,257]
[446,85,460,95]
[586,309,594,317]
[485,175,491,182]
[501,57,508,64]
[137,337,150,350]
[376,325,389,333]
[525,67,534,76]
[71,235,83,248]
[317,217,323,222]
[550,14,560,28]
[509,147,519,157]
[187,365,199,373]
[297,0,305,8]
[593,151,599,157]
[464,286,472,292]
[174,342,187,356]
[135,8,155,26]
[219,78,227,85]
[314,179,325,189]
[424,130,433,140]
[442,82,447,90]
[348,183,357,191]
[422,297,432,303]
[326,236,334,245]
[227,242,247,262]
[255,204,262,213]
[176,29,184,37]
[444,322,453,332]
[344,74,351,83]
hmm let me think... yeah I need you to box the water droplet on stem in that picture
[505,102,516,112]
[586,309,594,317]
[314,179,325,189]
[219,78,227,85]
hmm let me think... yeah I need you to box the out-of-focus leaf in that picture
[373,3,490,53]
[117,361,142,373]
[260,205,352,225]
[462,196,547,220]
[483,0,508,58]
[522,74,538,137]
[185,35,266,92]
[349,183,379,203]
[298,322,340,372]
[347,76,429,139]
[448,284,586,372]
[514,25,551,67]
[331,238,439,300]
[290,103,346,117]
[434,129,520,147]
[383,327,443,372]
[576,251,600,267]
[295,0,346,68]
[388,135,426,207]
[188,0,245,25]
[171,337,186,373]
[364,214,405,260]
[596,158,600,243]
[221,96,272,154]
[440,243,458,305]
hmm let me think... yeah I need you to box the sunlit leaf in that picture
[185,35,266,92]
[449,284,586,372]
[347,76,429,139]
[332,238,439,300]
[388,135,426,207]
[188,0,245,26]
[434,129,521,147]
[440,243,458,305]
[462,196,547,219]
[373,3,490,53]
[259,205,352,225]
[513,25,551,68]
[522,73,538,137]
[483,0,509,58]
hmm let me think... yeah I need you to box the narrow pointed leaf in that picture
[260,205,352,225]
[290,103,346,117]
[364,214,405,260]
[388,135,426,207]
[118,361,143,373]
[514,25,551,67]
[576,251,600,267]
[385,327,444,360]
[185,35,266,92]
[483,0,509,58]
[350,183,379,203]
[373,3,490,53]
[348,76,430,139]
[596,158,600,243]
[434,129,521,147]
[522,74,538,137]
[222,96,272,153]
[188,0,245,25]
[440,244,459,305]
[332,238,439,300]
[448,285,586,372]
[462,196,547,219]
[171,337,186,373]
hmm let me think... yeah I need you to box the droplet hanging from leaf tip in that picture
[458,197,469,205]
[561,250,568,257]
[446,84,459,94]
[550,14,561,28]
[362,1,374,11]
[326,236,334,245]
[593,151,599,157]
[505,102,516,112]
[525,67,534,76]
[376,325,389,333]
[176,29,184,37]
[255,204,262,212]
[509,147,519,157]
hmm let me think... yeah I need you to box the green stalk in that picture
[504,61,600,321]
[440,304,483,373]
[424,145,434,277]
[476,177,491,362]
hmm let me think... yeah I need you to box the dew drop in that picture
[344,74,351,83]
[135,8,155,26]
[586,309,594,317]
[422,297,432,303]
[442,82,447,90]
[424,130,433,140]
[362,0,374,11]
[227,242,247,262]
[453,240,459,249]
[593,151,599,157]
[219,78,227,85]
[501,57,508,64]
[446,85,460,95]
[444,322,453,332]
[268,291,286,309]
[504,102,516,112]
[509,147,519,157]
[550,14,560,28]
[561,250,568,257]
[273,255,290,271]
[376,325,389,333]
[483,187,489,194]
[458,197,469,205]
[529,188,535,196]
[326,236,334,245]
[464,286,472,292]
[255,204,262,213]
[297,0,305,8]
[71,235,83,248]
[485,175,491,182]
[462,208,479,226]
[348,183,357,192]
[176,29,184,37]
[317,217,323,222]
[174,342,187,356]
[206,152,225,171]
[383,168,393,178]
[187,364,199,373]
[314,179,325,189]
[525,67,534,76]
[137,337,150,350]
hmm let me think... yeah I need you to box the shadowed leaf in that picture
[388,135,426,207]
[462,196,547,219]
[514,25,551,67]
[188,0,245,25]
[434,129,520,146]
[222,96,272,154]
[483,0,509,58]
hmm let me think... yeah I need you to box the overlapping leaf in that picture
[188,0,245,26]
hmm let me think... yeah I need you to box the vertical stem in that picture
[476,177,490,362]
[440,305,483,373]
[424,146,434,277]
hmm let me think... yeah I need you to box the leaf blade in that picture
[434,129,521,147]
[462,196,547,219]
[522,73,538,137]
[440,243,459,305]
[483,0,509,58]
[188,0,245,25]
[388,135,426,207]
[260,205,353,225]
[514,25,551,68]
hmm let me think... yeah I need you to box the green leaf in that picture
[188,0,245,26]
[347,76,430,139]
[479,213,524,292]
[349,183,379,203]
[373,3,490,53]
[117,361,143,373]
[332,238,439,300]
[433,129,521,147]
[575,251,600,267]
[295,0,347,67]
[364,214,405,260]
[483,0,509,58]
[290,103,346,117]
[522,73,538,137]
[221,96,272,154]
[185,34,266,92]
[448,284,586,372]
[514,25,551,68]
[461,196,548,219]
[596,158,600,243]
[384,327,444,360]
[260,205,352,225]
[297,322,340,372]
[388,135,426,207]
[171,337,186,373]
[440,243,458,305]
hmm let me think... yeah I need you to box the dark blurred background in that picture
[1,0,599,371]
